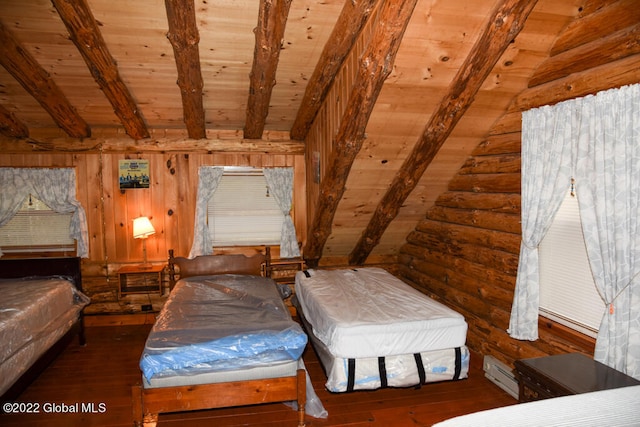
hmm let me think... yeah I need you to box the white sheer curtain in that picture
[574,84,640,379]
[0,168,89,258]
[188,166,224,258]
[509,83,640,379]
[263,167,300,258]
[507,102,576,340]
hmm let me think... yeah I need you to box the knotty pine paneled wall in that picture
[0,152,306,314]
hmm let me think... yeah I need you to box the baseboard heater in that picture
[483,355,519,399]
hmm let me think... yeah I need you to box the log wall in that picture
[0,151,306,315]
[396,11,640,367]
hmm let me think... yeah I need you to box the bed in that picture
[131,249,326,427]
[0,256,89,399]
[431,384,640,426]
[294,267,469,392]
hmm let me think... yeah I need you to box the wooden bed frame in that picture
[0,256,85,400]
[131,248,307,427]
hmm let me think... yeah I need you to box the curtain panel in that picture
[509,83,640,379]
[263,167,300,258]
[0,168,90,258]
[189,166,224,258]
[574,84,640,379]
[507,101,576,340]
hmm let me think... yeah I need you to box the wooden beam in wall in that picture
[244,0,293,139]
[0,128,303,154]
[550,0,640,56]
[303,0,419,267]
[165,0,206,140]
[0,20,90,138]
[51,0,150,141]
[529,23,640,87]
[513,54,640,111]
[289,0,378,141]
[348,0,539,266]
[0,104,29,138]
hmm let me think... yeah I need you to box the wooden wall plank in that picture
[0,151,305,314]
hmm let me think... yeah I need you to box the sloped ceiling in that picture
[1,0,638,264]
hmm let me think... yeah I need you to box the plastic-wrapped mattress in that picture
[139,274,328,419]
[294,267,469,392]
[295,267,468,358]
[0,277,89,395]
[140,274,308,382]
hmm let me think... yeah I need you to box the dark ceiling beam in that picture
[348,0,540,265]
[244,0,293,139]
[289,0,378,141]
[0,104,29,138]
[165,0,206,140]
[303,0,419,267]
[0,20,90,138]
[52,0,149,140]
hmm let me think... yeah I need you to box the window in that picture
[207,169,284,246]
[0,194,75,254]
[538,188,604,338]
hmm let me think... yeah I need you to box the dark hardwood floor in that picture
[0,321,516,426]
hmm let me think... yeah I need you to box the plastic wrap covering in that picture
[0,277,90,395]
[325,346,470,392]
[140,275,308,382]
[295,267,468,359]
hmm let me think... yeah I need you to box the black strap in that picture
[453,347,462,380]
[414,353,426,384]
[347,359,356,392]
[303,270,310,278]
[378,357,388,388]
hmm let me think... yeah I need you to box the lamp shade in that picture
[133,216,155,239]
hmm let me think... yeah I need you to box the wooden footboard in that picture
[132,369,306,427]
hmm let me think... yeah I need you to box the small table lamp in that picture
[133,216,155,268]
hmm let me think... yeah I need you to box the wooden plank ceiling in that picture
[1,0,638,264]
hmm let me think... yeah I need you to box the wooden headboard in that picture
[0,257,82,291]
[168,248,270,289]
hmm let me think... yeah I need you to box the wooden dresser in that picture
[514,353,640,403]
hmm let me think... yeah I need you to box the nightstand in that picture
[514,353,640,403]
[117,264,164,298]
[266,258,305,285]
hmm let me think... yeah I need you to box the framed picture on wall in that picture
[119,159,150,189]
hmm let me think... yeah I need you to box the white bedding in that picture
[432,385,640,426]
[0,277,89,395]
[295,267,468,359]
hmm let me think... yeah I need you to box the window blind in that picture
[0,196,74,252]
[207,173,283,246]
[538,189,605,338]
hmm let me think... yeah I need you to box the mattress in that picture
[0,277,89,395]
[140,274,308,382]
[432,385,640,426]
[145,358,300,388]
[139,274,328,419]
[294,267,468,359]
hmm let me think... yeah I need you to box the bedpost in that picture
[264,246,272,277]
[131,384,143,427]
[168,249,176,291]
[297,369,306,427]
